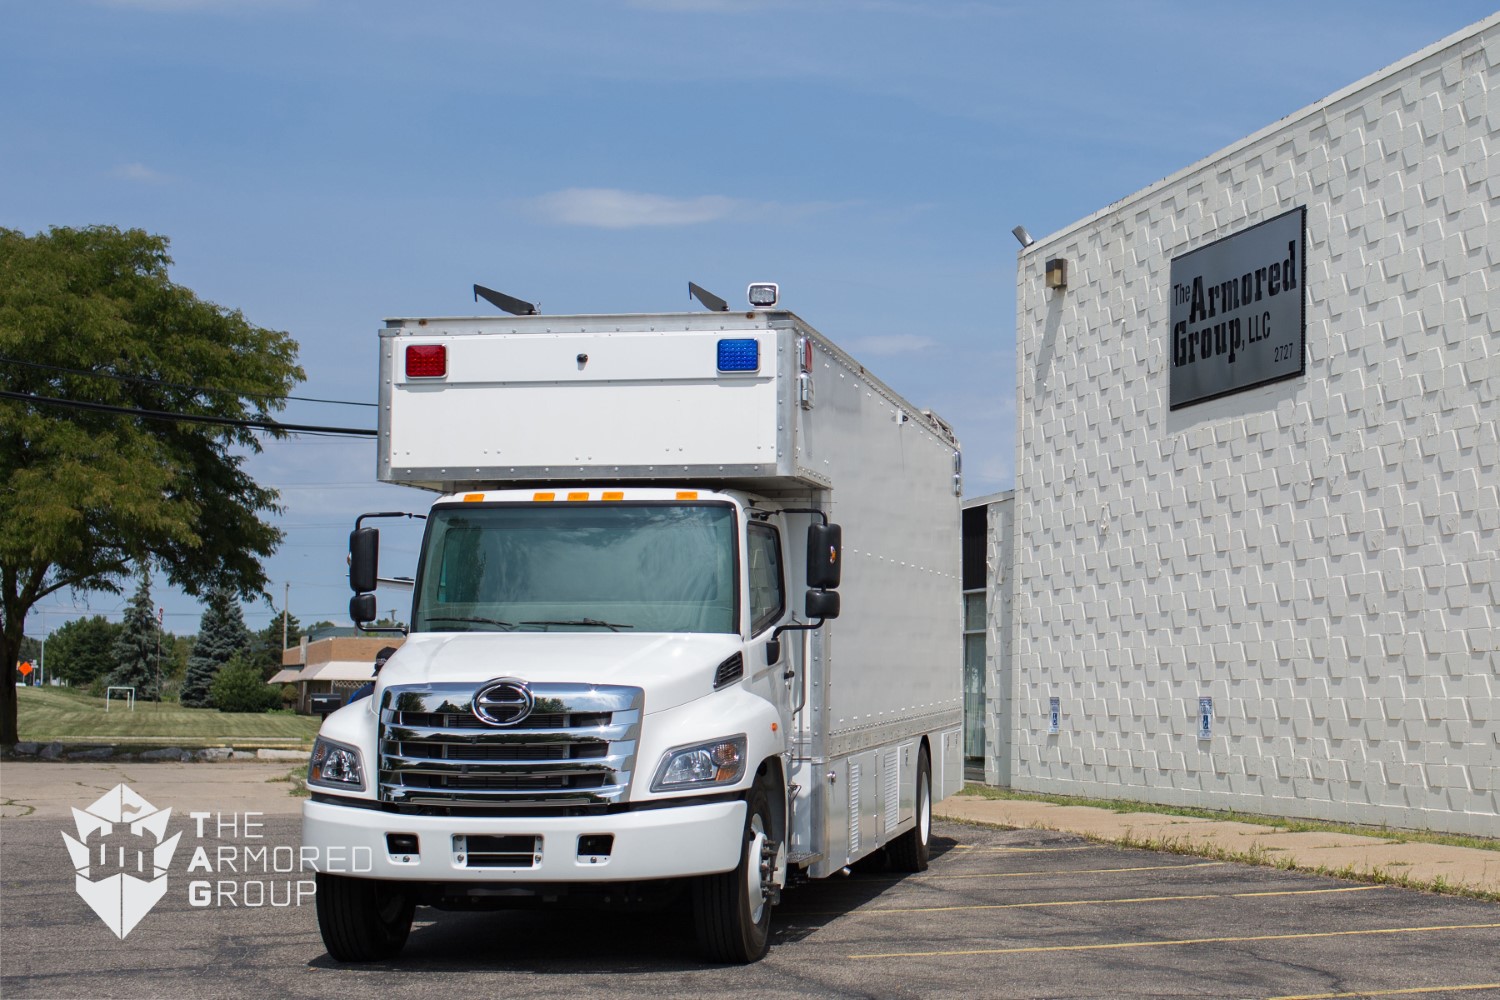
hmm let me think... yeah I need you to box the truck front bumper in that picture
[302,797,746,882]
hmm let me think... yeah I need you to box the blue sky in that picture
[5,0,1494,640]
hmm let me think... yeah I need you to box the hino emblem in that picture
[472,679,534,726]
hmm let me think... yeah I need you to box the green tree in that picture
[108,573,161,700]
[0,225,303,743]
[251,611,301,681]
[43,615,124,686]
[159,632,193,700]
[181,585,251,708]
[210,652,281,713]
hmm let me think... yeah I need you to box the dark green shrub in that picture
[211,655,281,713]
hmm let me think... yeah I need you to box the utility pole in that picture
[282,582,290,651]
[155,606,163,710]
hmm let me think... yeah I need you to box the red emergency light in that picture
[405,344,447,379]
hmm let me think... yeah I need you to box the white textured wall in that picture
[1011,17,1499,834]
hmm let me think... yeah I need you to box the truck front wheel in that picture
[693,783,775,963]
[315,872,415,962]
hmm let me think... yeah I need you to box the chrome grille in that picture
[378,682,642,814]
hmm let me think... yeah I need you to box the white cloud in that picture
[523,188,851,229]
[527,188,743,229]
[844,334,937,356]
[110,162,172,184]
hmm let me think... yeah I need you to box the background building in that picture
[963,492,1015,788]
[271,636,400,713]
[1006,16,1497,833]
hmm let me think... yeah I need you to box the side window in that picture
[747,523,786,636]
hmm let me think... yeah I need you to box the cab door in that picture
[745,520,792,727]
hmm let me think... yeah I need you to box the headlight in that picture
[308,737,366,792]
[651,735,747,792]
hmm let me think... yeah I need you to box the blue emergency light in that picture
[716,338,760,373]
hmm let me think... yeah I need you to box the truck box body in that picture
[305,307,963,961]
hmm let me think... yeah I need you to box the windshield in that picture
[412,502,737,634]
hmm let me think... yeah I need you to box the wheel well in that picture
[754,757,788,847]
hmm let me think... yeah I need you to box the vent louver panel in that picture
[713,653,744,688]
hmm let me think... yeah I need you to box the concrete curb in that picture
[6,742,310,764]
[936,794,1500,897]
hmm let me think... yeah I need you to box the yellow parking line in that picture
[929,861,1224,880]
[949,845,1100,854]
[1267,985,1500,999]
[838,884,1383,917]
[1232,886,1386,899]
[849,921,1500,959]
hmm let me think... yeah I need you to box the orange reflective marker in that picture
[533,492,556,502]
[676,491,699,500]
[567,492,589,502]
[602,492,624,501]
[463,493,485,502]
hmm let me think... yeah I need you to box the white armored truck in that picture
[303,285,964,963]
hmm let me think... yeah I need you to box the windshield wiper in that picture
[520,618,635,632]
[423,616,517,631]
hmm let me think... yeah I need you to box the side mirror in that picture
[807,523,842,590]
[350,593,377,625]
[805,589,840,620]
[349,526,379,594]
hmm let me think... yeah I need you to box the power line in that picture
[0,354,376,408]
[0,390,377,437]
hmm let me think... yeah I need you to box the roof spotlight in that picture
[747,282,779,309]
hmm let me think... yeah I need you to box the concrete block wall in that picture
[1010,16,1498,834]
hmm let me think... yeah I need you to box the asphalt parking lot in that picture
[3,795,1498,1000]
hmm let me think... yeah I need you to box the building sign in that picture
[1169,207,1306,408]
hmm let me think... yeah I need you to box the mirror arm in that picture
[772,507,828,526]
[772,618,825,642]
[357,623,409,636]
[355,511,427,530]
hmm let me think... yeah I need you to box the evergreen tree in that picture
[251,612,301,681]
[181,585,251,708]
[108,573,161,700]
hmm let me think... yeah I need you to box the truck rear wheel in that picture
[886,747,931,872]
[693,783,774,963]
[315,872,415,962]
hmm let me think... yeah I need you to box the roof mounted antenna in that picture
[474,284,538,316]
[688,281,729,312]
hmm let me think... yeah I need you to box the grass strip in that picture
[959,784,1497,852]
[15,685,320,745]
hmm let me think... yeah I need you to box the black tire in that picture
[886,747,931,873]
[693,783,775,963]
[315,872,415,962]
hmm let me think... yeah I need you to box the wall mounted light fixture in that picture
[1045,258,1067,289]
